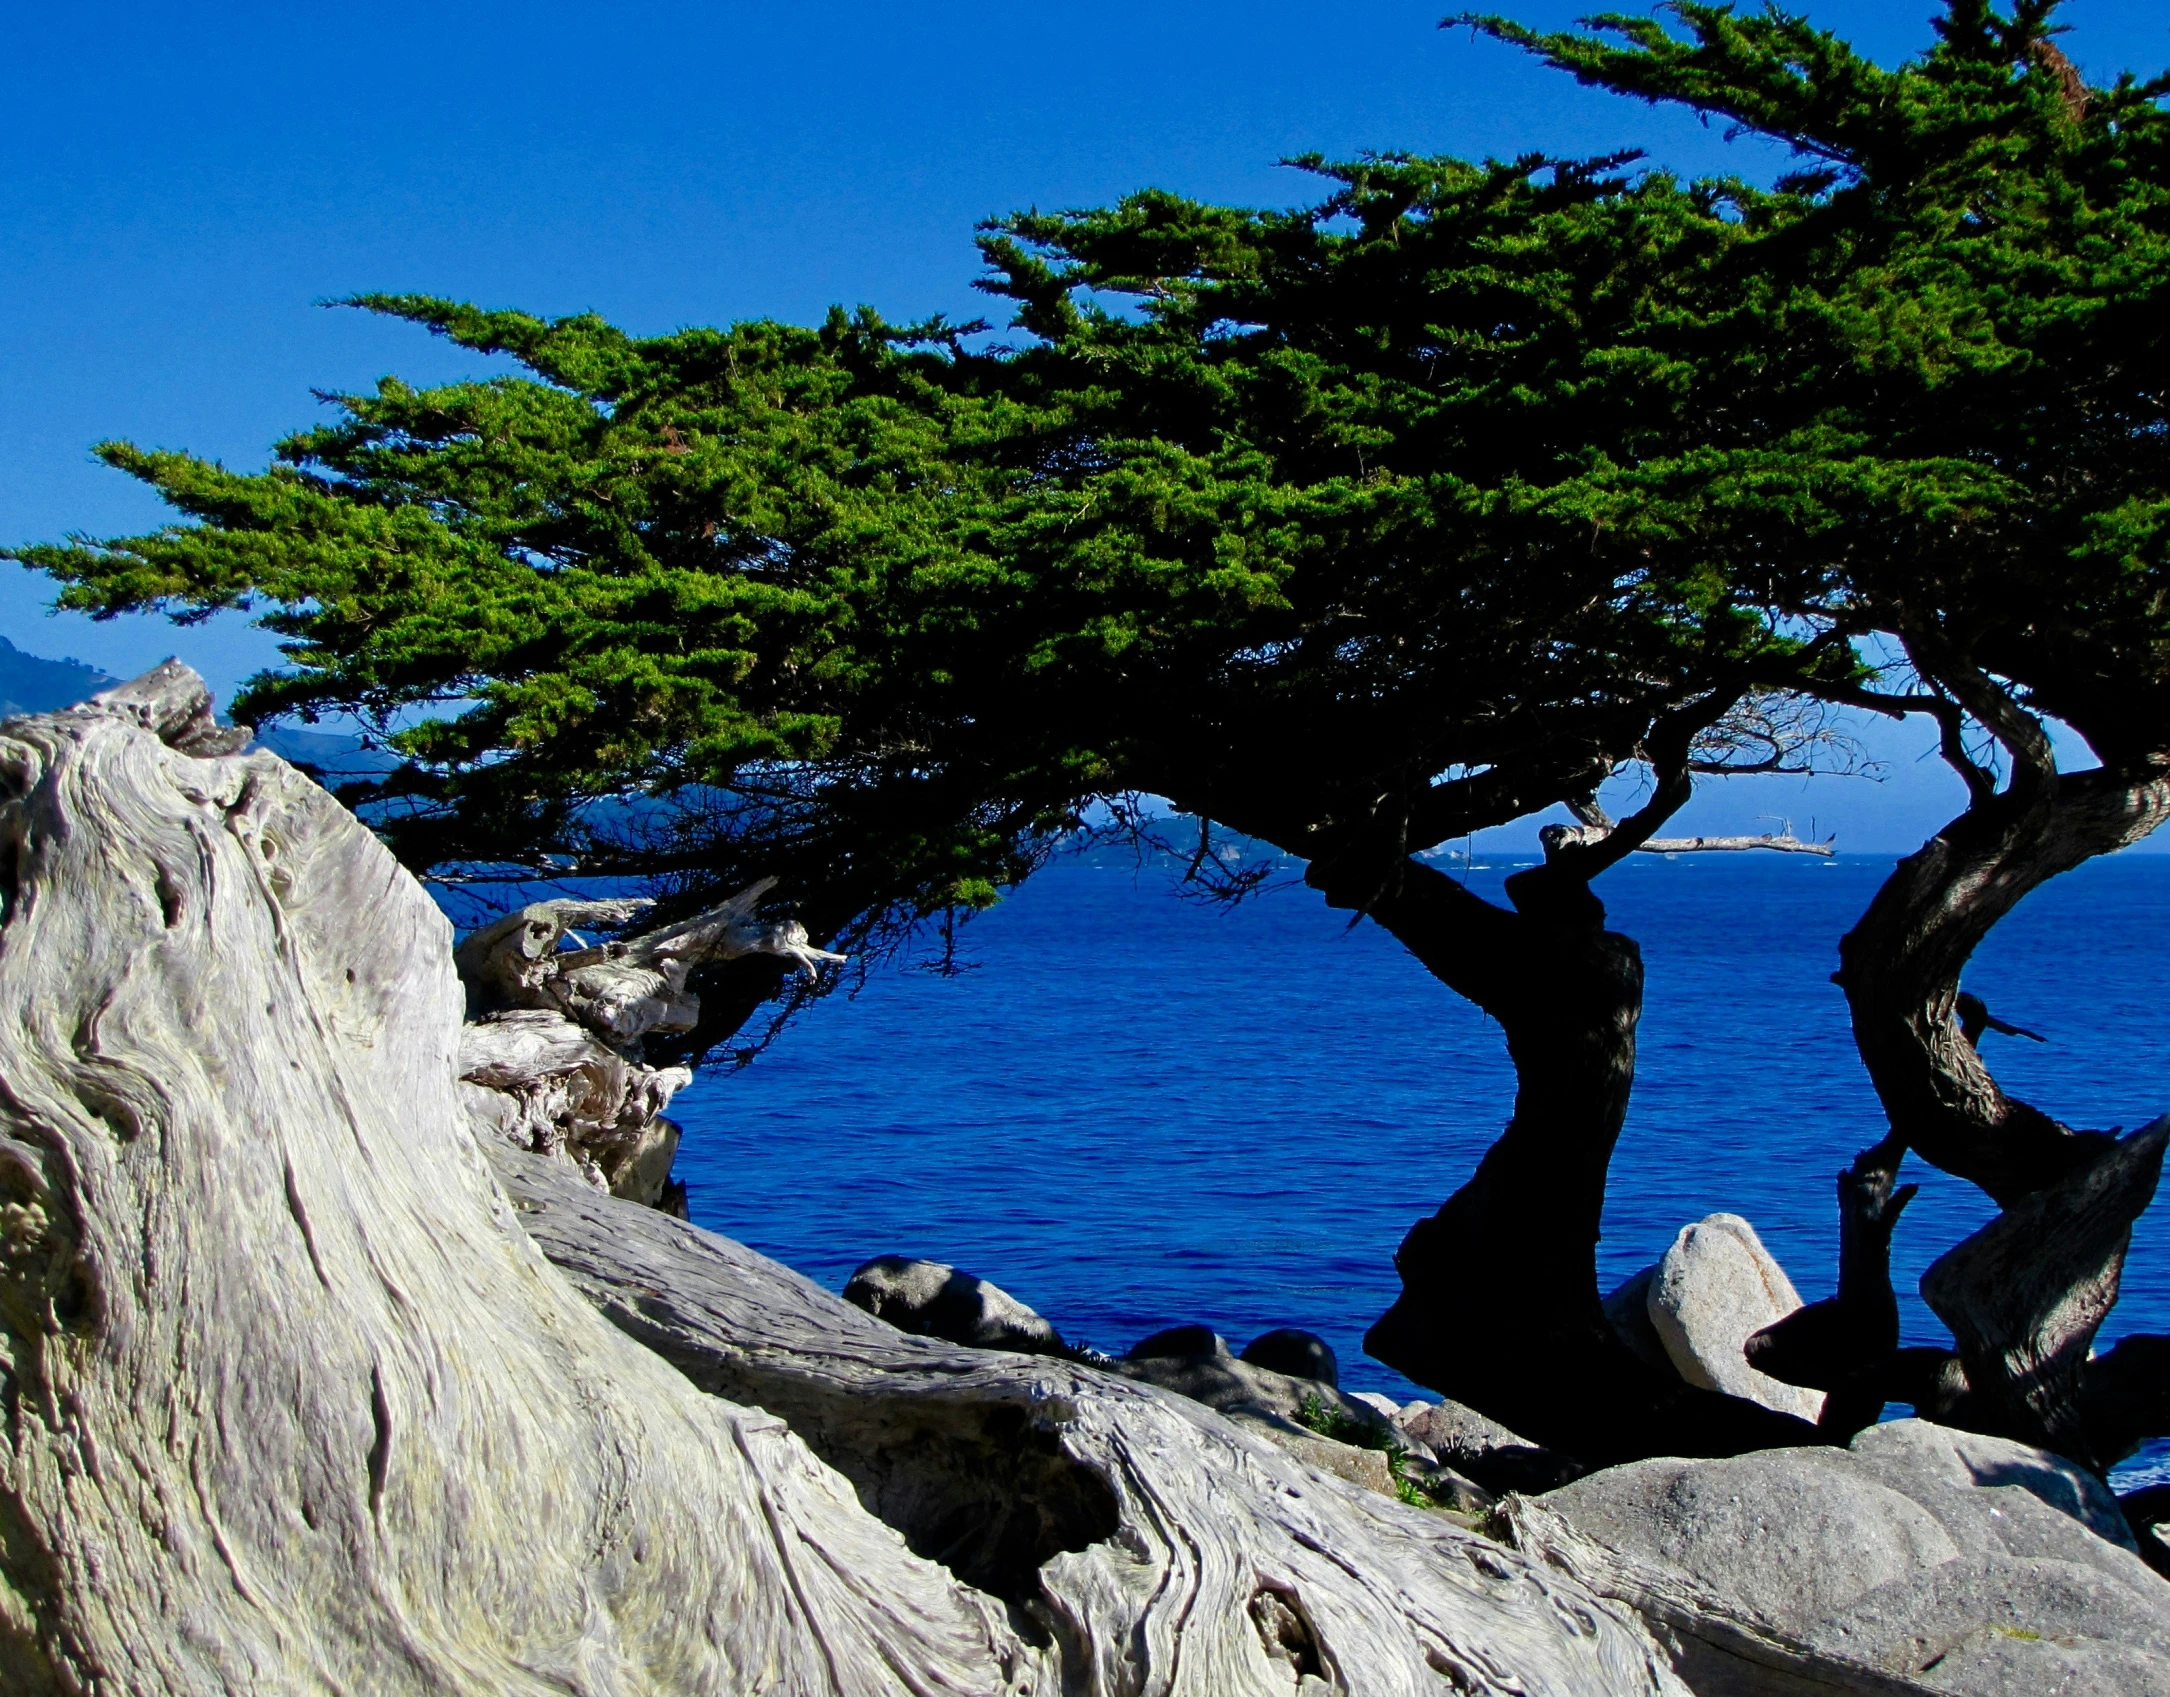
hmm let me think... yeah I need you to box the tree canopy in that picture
[13,132,1874,943]
[24,4,2168,925]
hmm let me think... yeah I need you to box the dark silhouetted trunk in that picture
[1751,707,2170,1469]
[1315,855,1817,1467]
[1832,769,2170,1204]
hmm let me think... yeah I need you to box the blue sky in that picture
[4,1,2166,851]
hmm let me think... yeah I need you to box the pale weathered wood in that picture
[453,880,842,1205]
[0,665,1033,1695]
[0,664,1688,1696]
[491,1141,1693,1697]
[458,880,843,1042]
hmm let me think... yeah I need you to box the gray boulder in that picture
[841,1255,1066,1354]
[1847,1418,2140,1558]
[1397,1397,1584,1496]
[1603,1261,1677,1374]
[1640,1215,1831,1432]
[1540,1419,2170,1695]
[1647,1212,1825,1424]
[1240,1326,1338,1385]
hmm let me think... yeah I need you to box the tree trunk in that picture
[1834,764,2170,1205]
[1777,684,2170,1465]
[1919,1117,2170,1468]
[0,666,1689,1696]
[1317,857,1817,1467]
[1744,1136,1918,1440]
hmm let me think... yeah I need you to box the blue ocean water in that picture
[670,851,2170,1479]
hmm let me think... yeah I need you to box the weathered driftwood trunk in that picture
[0,666,1687,1696]
[455,883,842,1207]
[491,1145,1690,1697]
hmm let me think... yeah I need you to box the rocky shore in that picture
[4,664,2164,1697]
[838,1237,2170,1694]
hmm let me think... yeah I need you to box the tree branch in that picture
[1820,679,1998,808]
[1835,758,2170,1204]
[1901,633,2056,807]
[1530,688,1741,884]
[1921,1119,2170,1467]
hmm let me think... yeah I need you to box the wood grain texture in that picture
[0,665,1687,1696]
[0,669,1025,1695]
[1922,1118,2170,1467]
[494,1140,1696,1695]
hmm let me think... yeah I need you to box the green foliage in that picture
[1293,1392,1454,1510]
[1390,1461,1440,1512]
[971,147,1857,852]
[13,0,2169,1038]
[11,156,1843,939]
[18,303,1069,945]
[1459,1,2170,754]
[1294,1390,1381,1447]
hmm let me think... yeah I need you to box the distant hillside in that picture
[0,636,394,778]
[0,633,120,715]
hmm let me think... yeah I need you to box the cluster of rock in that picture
[843,1236,2170,1694]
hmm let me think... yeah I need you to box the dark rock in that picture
[841,1256,1066,1355]
[1108,1351,1415,1501]
[1126,1323,1229,1362]
[1239,1327,1338,1386]
[2124,1484,2170,1580]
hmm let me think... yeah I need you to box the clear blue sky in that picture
[4,1,2165,850]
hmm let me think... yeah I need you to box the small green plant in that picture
[1294,1392,1380,1448]
[1387,1451,1434,1510]
[1294,1393,1458,1512]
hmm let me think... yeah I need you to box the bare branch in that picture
[1901,634,2056,805]
[1687,690,1871,780]
[1537,688,1738,879]
[1080,794,1291,904]
[1814,673,2002,807]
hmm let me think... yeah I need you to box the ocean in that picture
[669,849,2170,1484]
